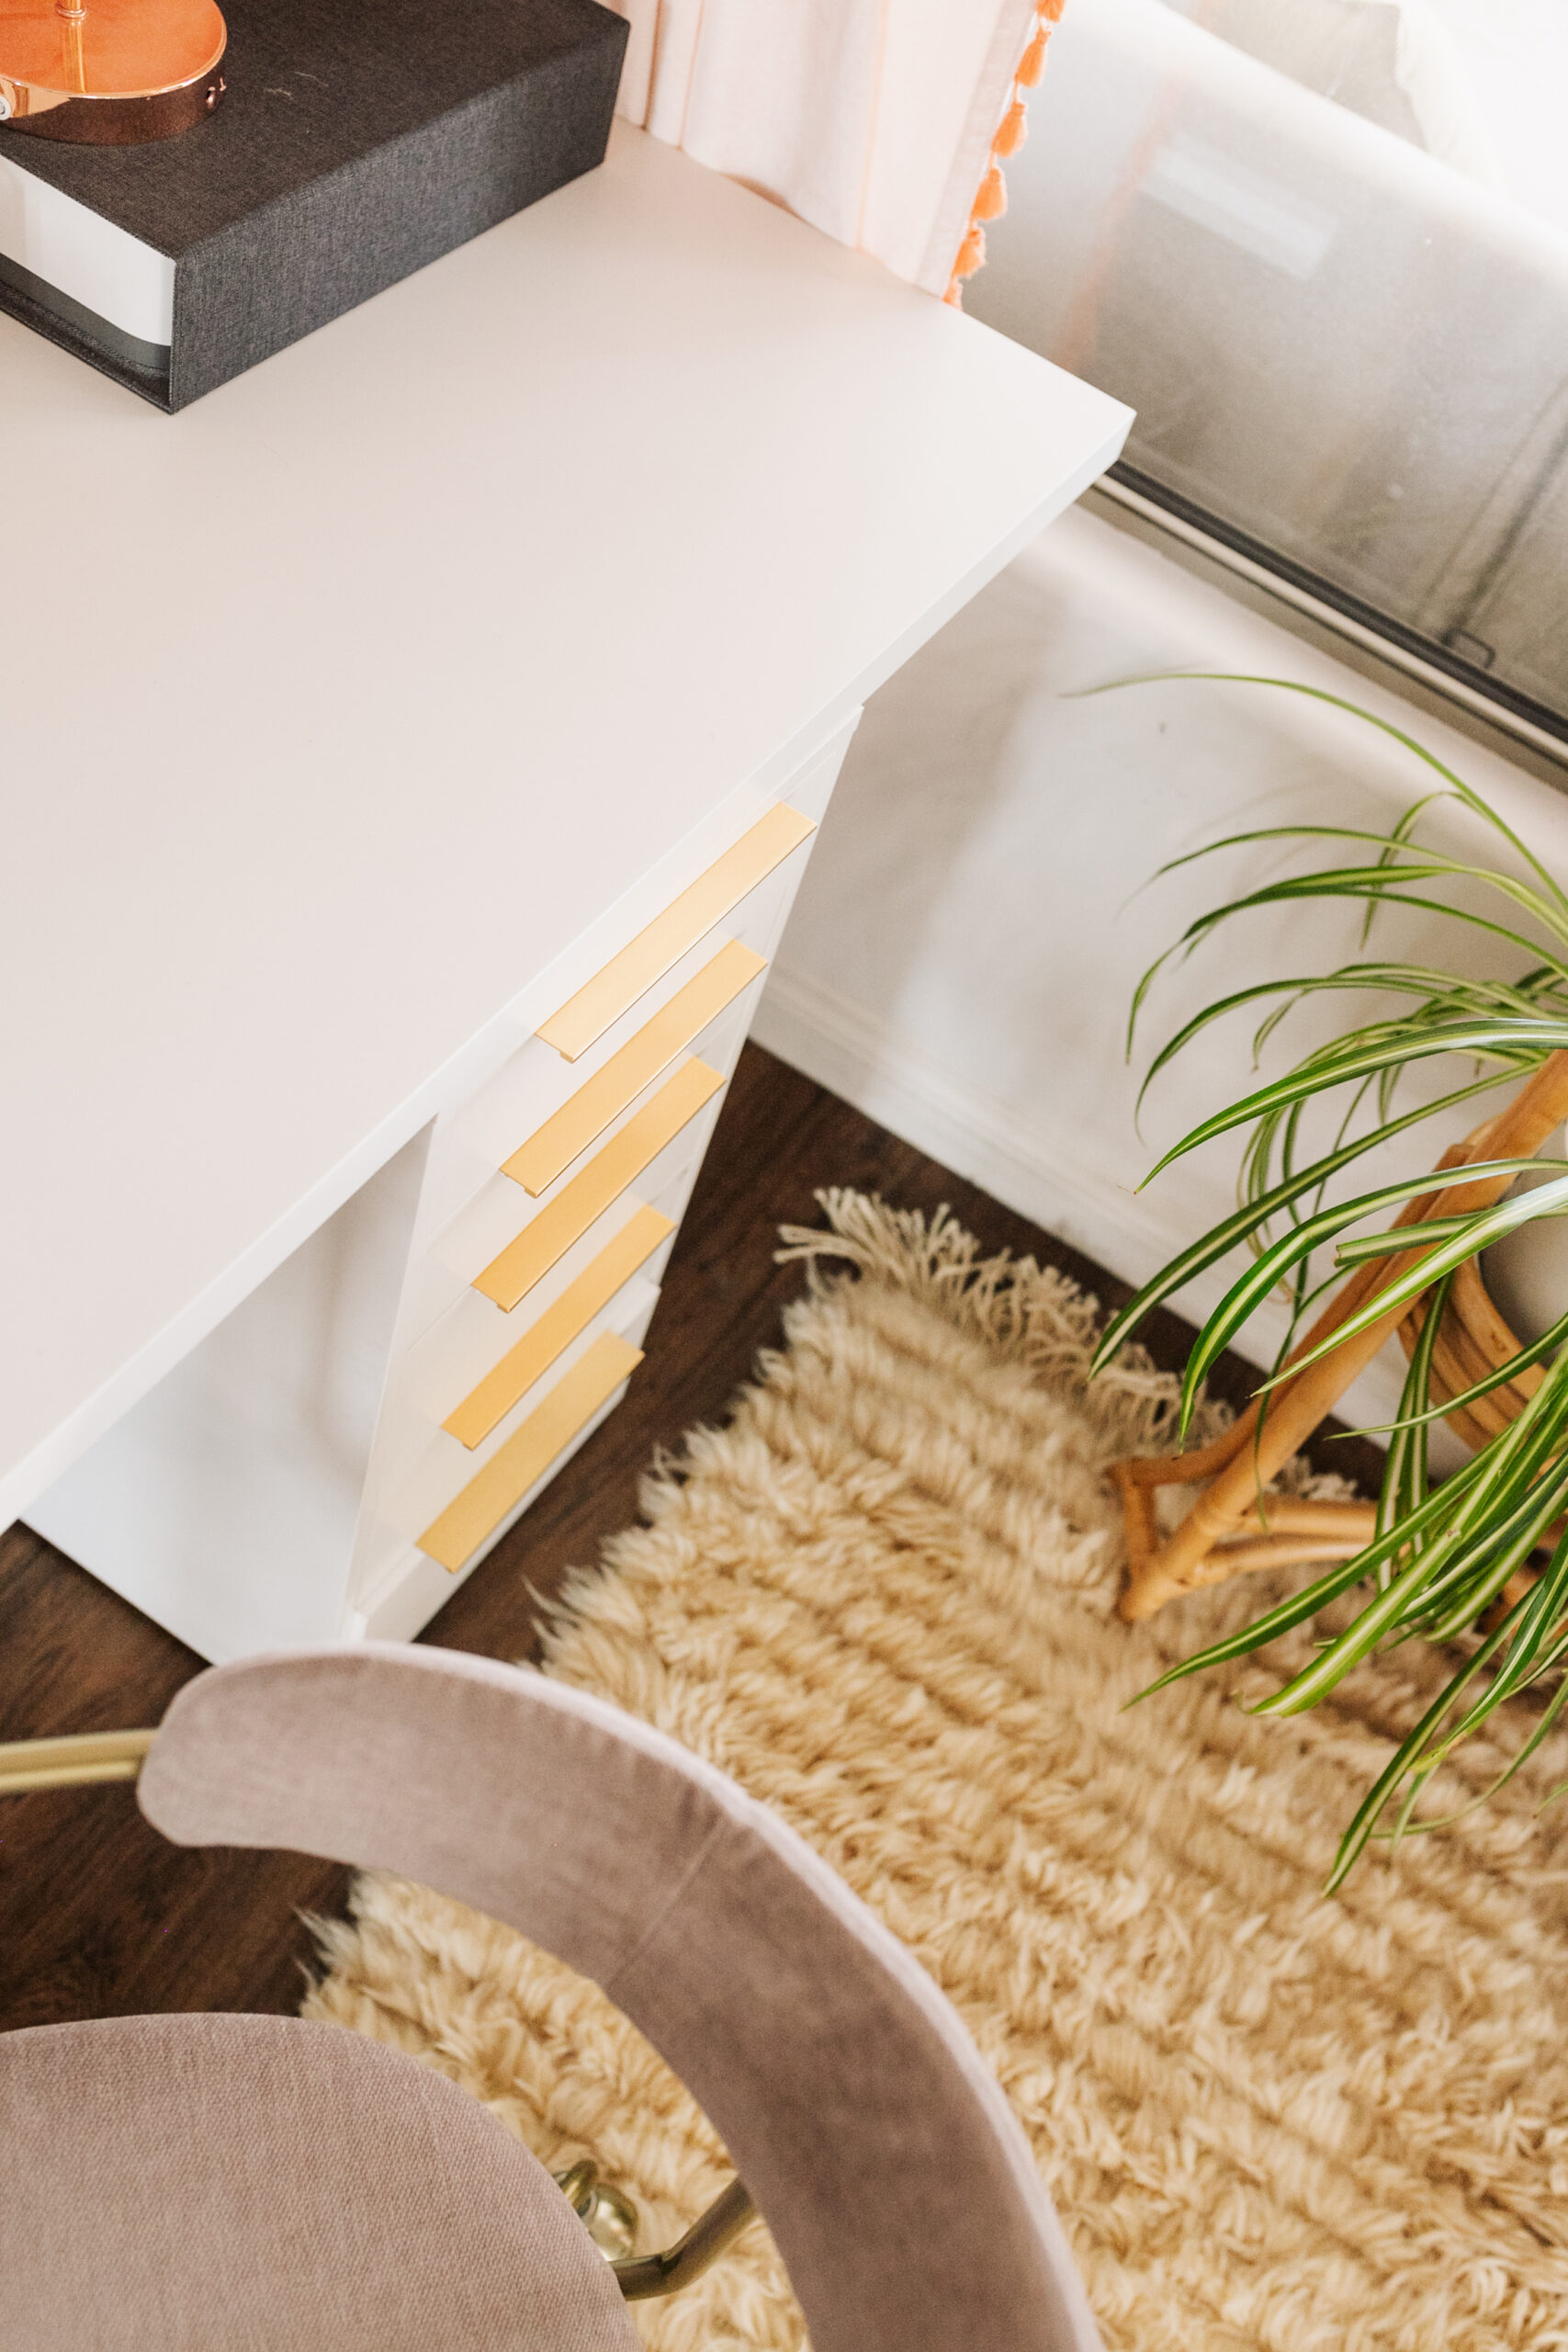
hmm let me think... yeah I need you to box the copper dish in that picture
[0,0,226,143]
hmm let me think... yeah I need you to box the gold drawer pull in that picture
[418,1331,644,1573]
[508,940,765,1197]
[538,803,814,1062]
[475,1058,722,1314]
[446,1205,672,1451]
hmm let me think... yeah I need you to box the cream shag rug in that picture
[306,1193,1568,2352]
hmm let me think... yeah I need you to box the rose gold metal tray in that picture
[0,0,226,142]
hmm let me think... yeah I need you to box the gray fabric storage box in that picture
[0,0,626,410]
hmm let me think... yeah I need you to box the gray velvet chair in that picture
[0,1644,1102,2352]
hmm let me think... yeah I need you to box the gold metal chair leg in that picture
[0,1728,156,1792]
[555,2156,756,2299]
[612,2177,756,2301]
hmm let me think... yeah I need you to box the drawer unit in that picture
[346,728,861,1644]
[401,1187,682,1434]
[507,939,765,1197]
[346,1052,734,1620]
[417,1328,648,1576]
[391,1270,659,1573]
[538,802,815,1061]
[477,1059,723,1312]
[414,807,811,1245]
[382,1060,723,1548]
[349,1221,671,1615]
[356,1299,649,1649]
[445,1206,674,1448]
[400,1028,735,1348]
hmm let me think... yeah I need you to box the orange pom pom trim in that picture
[973,164,1007,223]
[993,99,1028,159]
[1016,28,1048,86]
[952,223,987,281]
[942,3,1061,304]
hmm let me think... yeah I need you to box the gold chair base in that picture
[554,2154,757,2301]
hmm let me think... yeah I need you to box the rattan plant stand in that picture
[1111,1052,1568,1623]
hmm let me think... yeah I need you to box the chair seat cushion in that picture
[0,2011,641,2352]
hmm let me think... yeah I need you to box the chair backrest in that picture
[140,1644,1102,2352]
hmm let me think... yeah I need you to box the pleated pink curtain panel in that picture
[606,1,1050,300]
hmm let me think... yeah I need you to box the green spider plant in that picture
[1090,676,1568,1887]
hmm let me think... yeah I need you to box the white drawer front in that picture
[400,1047,732,1346]
[392,1278,660,1566]
[417,843,795,1243]
[402,1204,678,1448]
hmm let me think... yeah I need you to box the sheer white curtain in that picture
[606,0,1054,298]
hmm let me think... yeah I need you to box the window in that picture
[969,0,1568,747]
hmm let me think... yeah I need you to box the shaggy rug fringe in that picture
[776,1186,1189,1453]
[776,1189,1350,1505]
[307,1191,1568,2352]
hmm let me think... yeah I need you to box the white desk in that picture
[2,123,1129,1660]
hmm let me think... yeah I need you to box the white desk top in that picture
[0,124,1129,1525]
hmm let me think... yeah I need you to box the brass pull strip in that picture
[508,941,765,1197]
[538,805,814,1062]
[445,1205,672,1452]
[475,1060,722,1315]
[0,1727,156,1793]
[418,1332,644,1573]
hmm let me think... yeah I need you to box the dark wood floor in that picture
[0,1045,1382,2032]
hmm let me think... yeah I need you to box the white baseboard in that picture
[754,960,1405,1439]
[756,960,1188,1291]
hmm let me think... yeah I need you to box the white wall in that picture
[754,502,1568,1430]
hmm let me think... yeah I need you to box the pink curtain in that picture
[606,1,1049,299]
